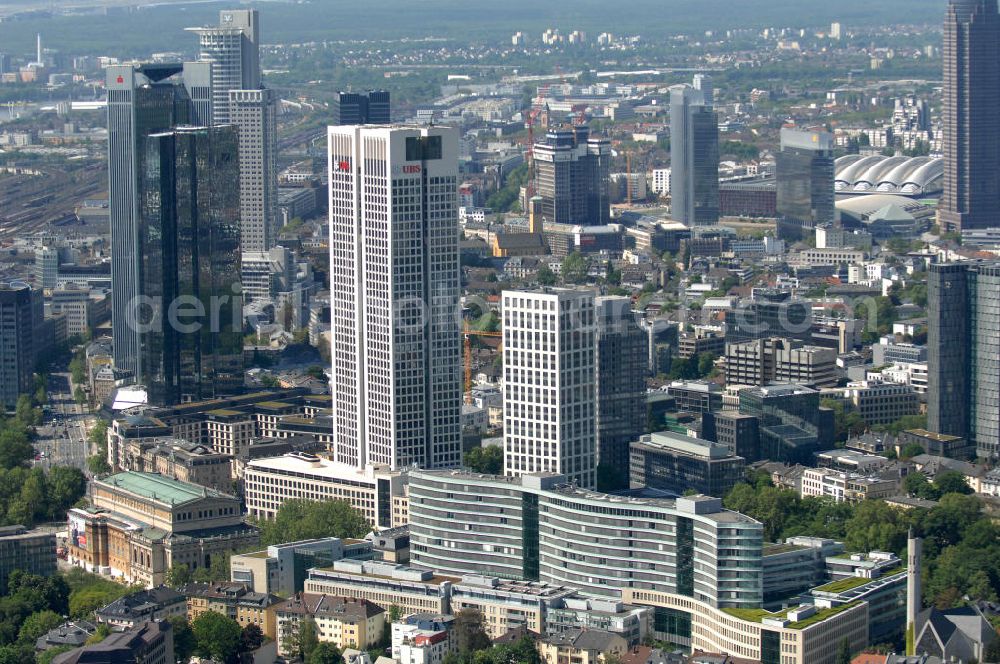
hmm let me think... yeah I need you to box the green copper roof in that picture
[101,472,221,506]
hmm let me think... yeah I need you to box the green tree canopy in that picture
[192,611,243,664]
[560,252,589,284]
[257,499,370,547]
[463,446,503,475]
[307,642,343,664]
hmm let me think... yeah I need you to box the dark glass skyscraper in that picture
[775,128,835,241]
[928,262,1000,460]
[332,90,391,125]
[939,0,1000,233]
[670,84,719,227]
[533,125,611,226]
[595,296,649,487]
[106,62,211,378]
[141,126,244,406]
[0,286,40,410]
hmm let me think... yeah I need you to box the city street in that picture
[33,372,94,472]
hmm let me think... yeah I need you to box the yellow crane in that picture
[464,324,502,404]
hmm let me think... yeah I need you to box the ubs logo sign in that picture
[222,13,234,23]
[402,165,422,174]
[391,164,423,175]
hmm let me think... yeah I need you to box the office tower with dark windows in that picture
[670,84,719,226]
[939,0,1000,232]
[141,126,244,406]
[725,289,813,345]
[230,88,278,252]
[332,91,392,125]
[595,296,648,487]
[928,262,1000,460]
[775,128,835,241]
[738,384,835,464]
[105,61,212,378]
[327,125,462,471]
[533,126,611,226]
[187,9,260,125]
[503,288,598,490]
[0,286,40,410]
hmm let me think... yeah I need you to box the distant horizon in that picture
[0,0,945,57]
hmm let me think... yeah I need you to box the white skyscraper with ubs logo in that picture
[327,125,462,471]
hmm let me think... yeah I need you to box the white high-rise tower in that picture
[502,288,598,489]
[187,9,260,125]
[230,88,278,252]
[327,125,463,471]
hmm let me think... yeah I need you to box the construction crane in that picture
[464,324,502,404]
[524,83,551,198]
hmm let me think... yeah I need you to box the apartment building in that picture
[274,594,385,656]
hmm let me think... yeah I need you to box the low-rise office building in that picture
[450,576,577,639]
[838,381,919,427]
[621,589,869,664]
[230,538,373,596]
[546,598,650,647]
[304,561,457,617]
[0,524,56,590]
[243,452,407,530]
[666,381,724,414]
[629,431,746,497]
[762,537,845,607]
[408,471,764,607]
[897,429,975,460]
[725,338,837,388]
[702,411,761,462]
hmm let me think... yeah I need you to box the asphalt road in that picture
[32,372,94,473]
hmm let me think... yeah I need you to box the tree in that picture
[85,624,111,645]
[899,443,925,459]
[192,611,242,664]
[0,429,33,470]
[239,624,264,654]
[257,499,370,547]
[463,446,503,475]
[537,266,557,286]
[297,618,320,661]
[934,471,973,496]
[169,616,196,662]
[37,646,74,664]
[560,252,589,284]
[47,466,87,520]
[307,642,343,664]
[87,455,111,476]
[454,609,491,654]
[835,638,852,664]
[696,352,717,377]
[7,570,70,616]
[902,473,939,501]
[16,610,62,645]
[166,564,193,588]
[388,605,402,623]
